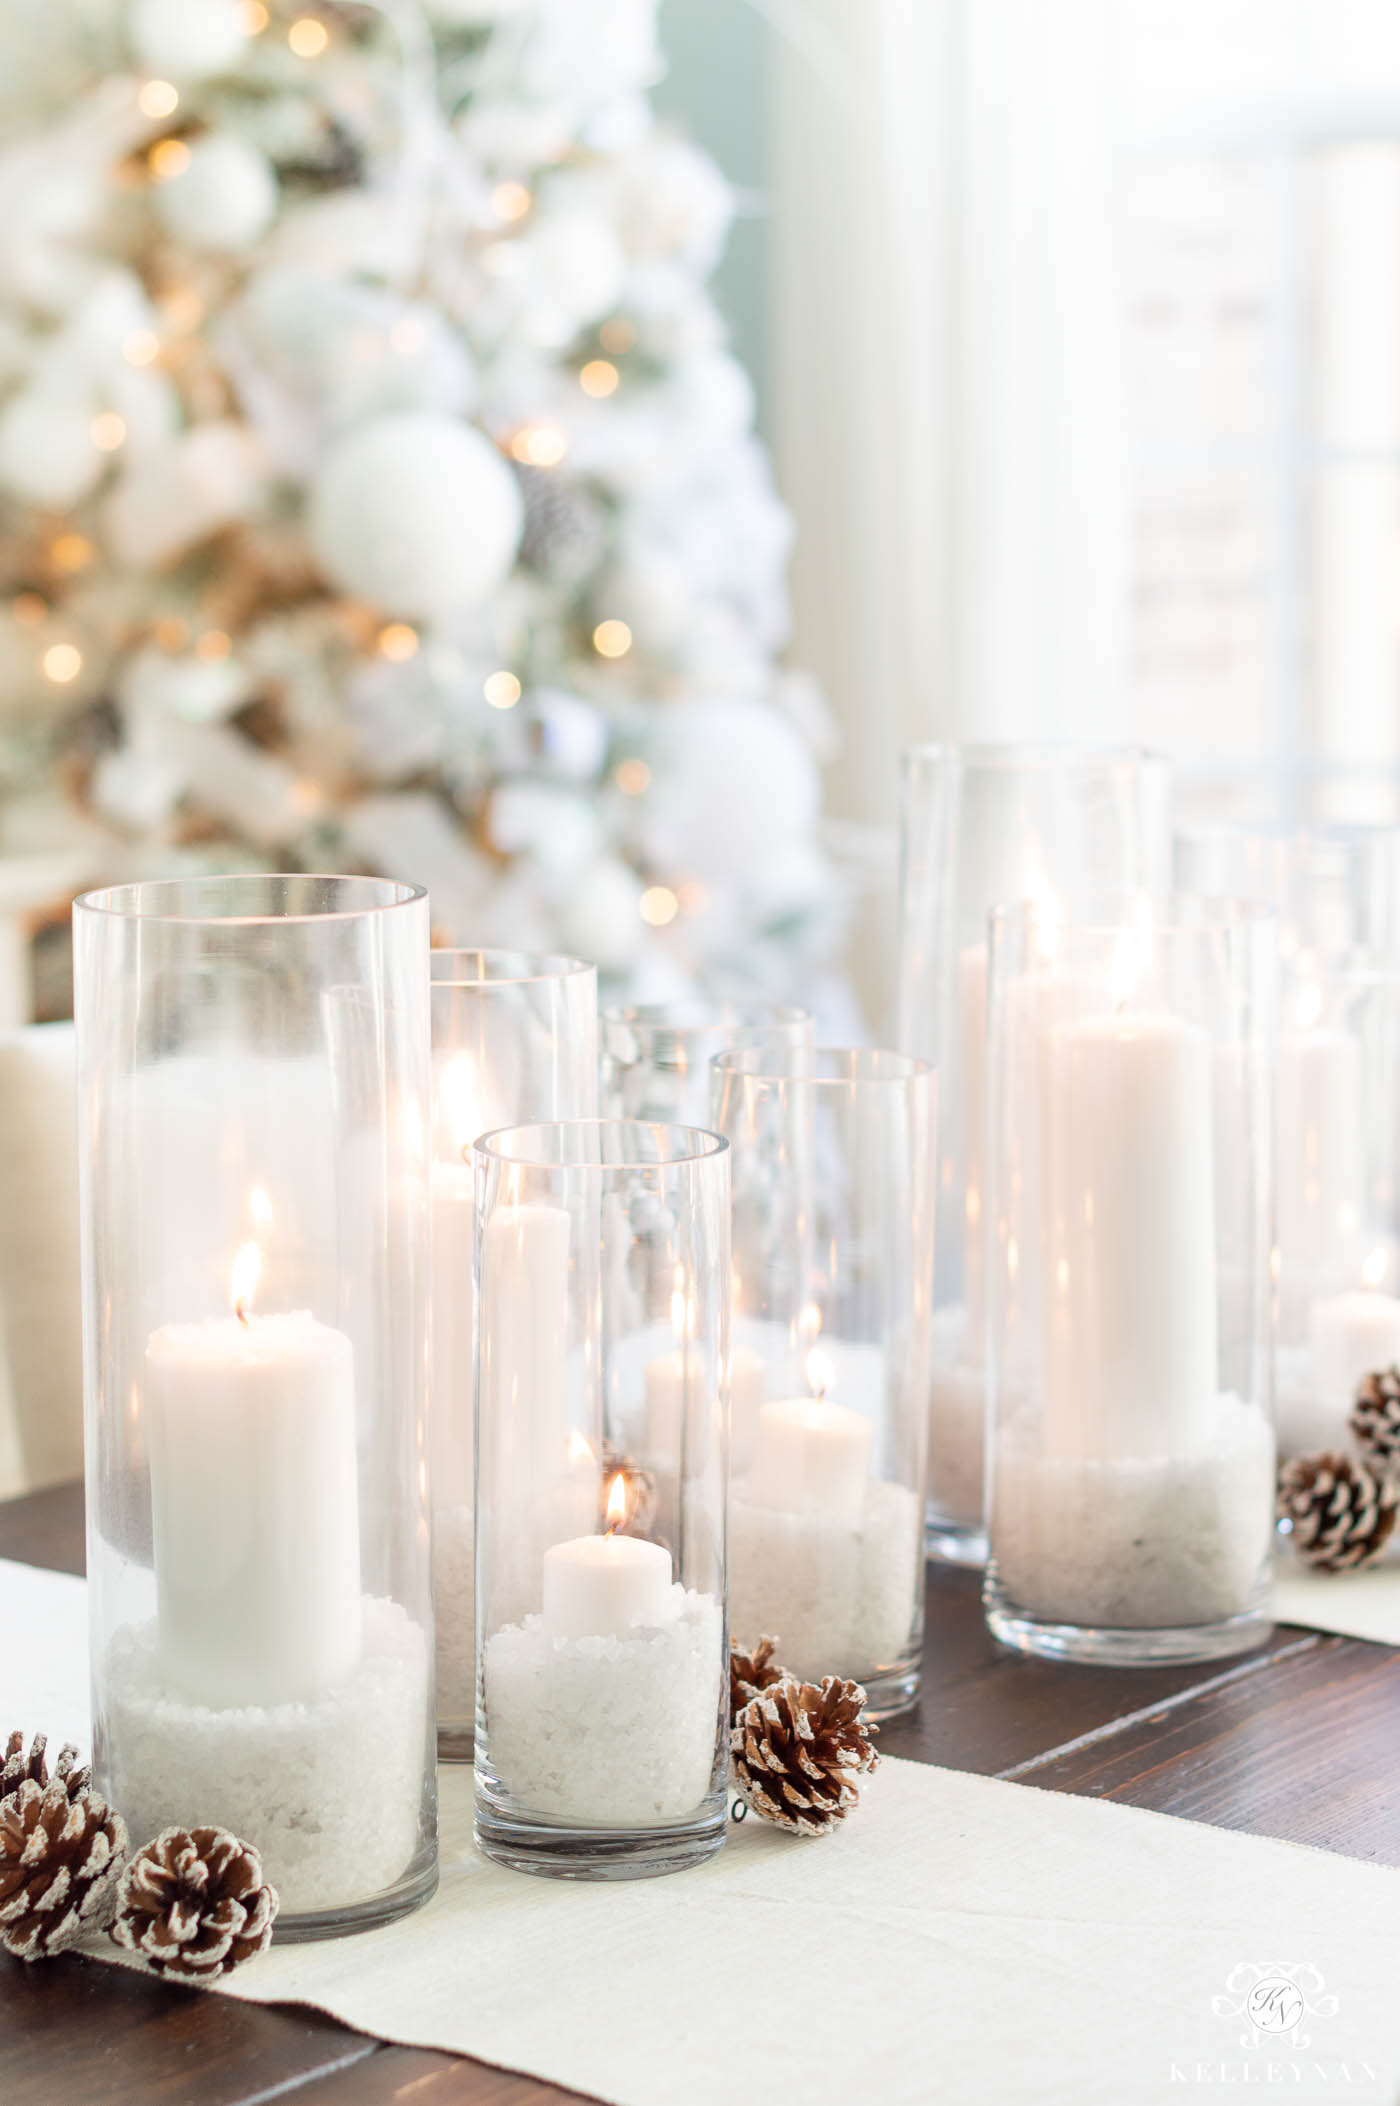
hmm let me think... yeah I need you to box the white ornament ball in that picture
[156,135,278,254]
[553,855,644,975]
[129,0,246,81]
[525,210,626,342]
[307,413,523,619]
[640,699,821,888]
[0,390,100,508]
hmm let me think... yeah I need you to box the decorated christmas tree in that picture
[0,0,839,1000]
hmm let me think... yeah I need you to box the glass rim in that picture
[601,998,812,1034]
[73,873,427,926]
[474,1117,728,1171]
[431,947,594,989]
[901,739,1168,777]
[711,1045,933,1087]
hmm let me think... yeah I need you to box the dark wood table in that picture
[4,1480,1399,2106]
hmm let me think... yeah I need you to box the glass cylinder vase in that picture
[896,742,1172,1565]
[712,1047,935,1719]
[600,999,813,1125]
[982,907,1276,1665]
[75,875,436,1939]
[473,1119,730,1880]
[429,949,597,1758]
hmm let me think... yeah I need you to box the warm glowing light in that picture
[50,534,94,573]
[492,179,531,223]
[12,593,46,627]
[592,618,632,659]
[508,423,568,468]
[676,880,707,915]
[605,1473,628,1534]
[42,644,82,684]
[439,1052,481,1155]
[639,885,678,928]
[1362,1246,1389,1291]
[797,1301,823,1348]
[481,240,525,279]
[138,79,180,119]
[154,617,188,651]
[484,669,521,710]
[567,1429,594,1468]
[148,136,190,180]
[377,622,419,663]
[599,318,636,354]
[196,629,232,661]
[290,778,322,816]
[249,1185,274,1230]
[162,287,203,332]
[805,1346,836,1400]
[91,411,127,452]
[615,758,650,795]
[237,0,269,29]
[579,359,619,399]
[670,1285,687,1337]
[288,15,329,55]
[1109,919,1150,1012]
[123,329,160,367]
[231,1240,262,1322]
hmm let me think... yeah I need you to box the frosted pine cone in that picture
[1351,1368,1400,1470]
[729,1635,786,1724]
[731,1676,879,1835]
[1,1731,88,1804]
[111,1826,278,1982]
[0,1775,127,1960]
[1278,1450,1399,1571]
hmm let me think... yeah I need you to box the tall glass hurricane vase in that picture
[429,950,597,1758]
[473,1120,730,1881]
[75,875,436,1940]
[982,907,1276,1666]
[600,1000,813,1126]
[896,743,1172,1564]
[712,1048,935,1720]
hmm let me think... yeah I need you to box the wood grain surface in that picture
[3,1480,1394,2105]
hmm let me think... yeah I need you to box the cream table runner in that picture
[5,1556,1399,2106]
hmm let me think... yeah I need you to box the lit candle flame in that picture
[249,1185,273,1231]
[805,1345,836,1401]
[1109,918,1151,1013]
[1362,1246,1388,1292]
[605,1472,628,1534]
[567,1429,595,1468]
[439,1052,481,1158]
[231,1240,262,1326]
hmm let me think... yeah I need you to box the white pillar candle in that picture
[643,1344,696,1471]
[1278,1026,1364,1276]
[430,1160,475,1506]
[1044,1008,1217,1460]
[730,1343,766,1473]
[752,1396,871,1521]
[145,1245,361,1709]
[956,944,989,1352]
[1307,1287,1400,1404]
[542,1530,675,1640]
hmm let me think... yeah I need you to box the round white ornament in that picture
[129,0,246,81]
[640,699,821,888]
[307,412,523,619]
[0,390,100,508]
[553,855,643,975]
[155,135,278,254]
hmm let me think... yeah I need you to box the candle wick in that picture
[235,1299,250,1328]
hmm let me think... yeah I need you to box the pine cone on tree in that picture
[0,1774,127,1960]
[1278,1450,1399,1571]
[729,1635,787,1724]
[110,1827,278,1982]
[731,1676,879,1835]
[1351,1368,1400,1471]
[1,1731,88,1804]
